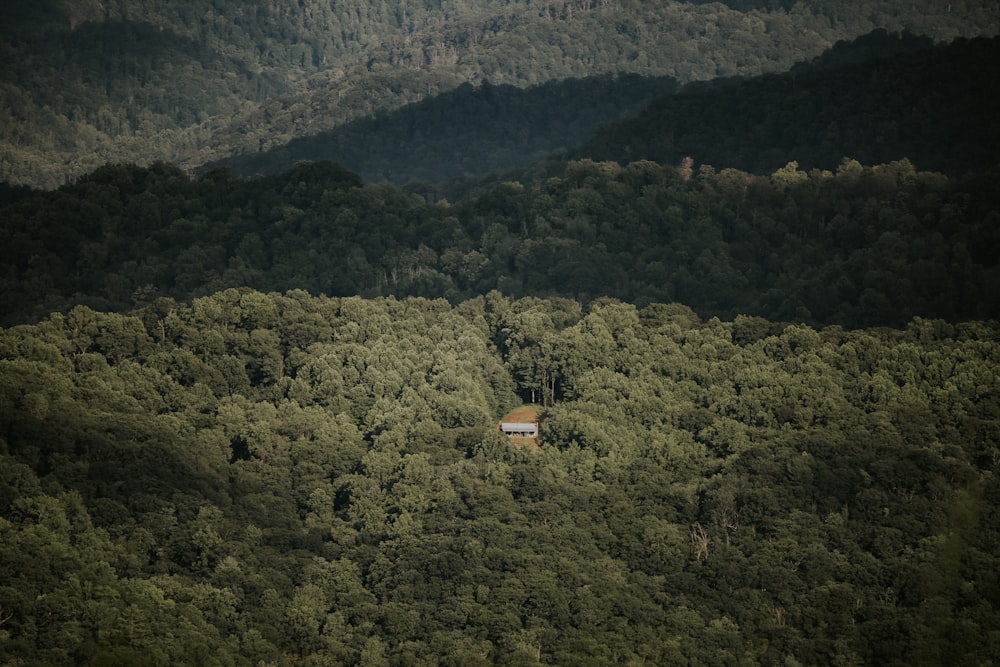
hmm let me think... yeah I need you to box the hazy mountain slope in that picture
[198,73,679,185]
[216,30,995,192]
[570,33,1000,176]
[3,0,998,189]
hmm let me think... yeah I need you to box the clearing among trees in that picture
[499,405,541,450]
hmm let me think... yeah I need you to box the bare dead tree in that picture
[690,523,710,562]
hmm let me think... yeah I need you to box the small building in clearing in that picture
[500,421,539,439]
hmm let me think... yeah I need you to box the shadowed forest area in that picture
[1,156,997,329]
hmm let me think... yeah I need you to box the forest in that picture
[574,33,1000,178]
[1,146,998,661]
[2,2,1000,664]
[1,155,998,330]
[2,291,999,665]
[197,32,1000,188]
[3,0,999,188]
[196,73,680,186]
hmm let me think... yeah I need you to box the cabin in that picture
[500,421,539,439]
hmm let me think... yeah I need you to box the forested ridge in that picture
[574,32,1000,177]
[3,0,999,188]
[198,73,680,186]
[2,156,998,329]
[200,32,1000,190]
[2,291,999,665]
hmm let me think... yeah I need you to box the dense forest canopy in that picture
[2,2,1000,664]
[1,291,998,664]
[1,156,997,329]
[2,0,999,188]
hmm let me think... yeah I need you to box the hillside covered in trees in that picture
[197,73,679,186]
[2,155,997,329]
[574,32,1000,178]
[199,32,1000,190]
[2,291,999,665]
[3,3,1000,664]
[3,0,999,188]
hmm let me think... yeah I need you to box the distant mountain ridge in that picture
[200,31,1000,190]
[3,0,999,188]
[199,73,679,185]
[570,32,1000,177]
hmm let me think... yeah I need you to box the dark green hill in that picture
[198,74,678,185]
[215,30,996,199]
[573,33,1000,176]
[2,157,997,328]
[2,0,998,188]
